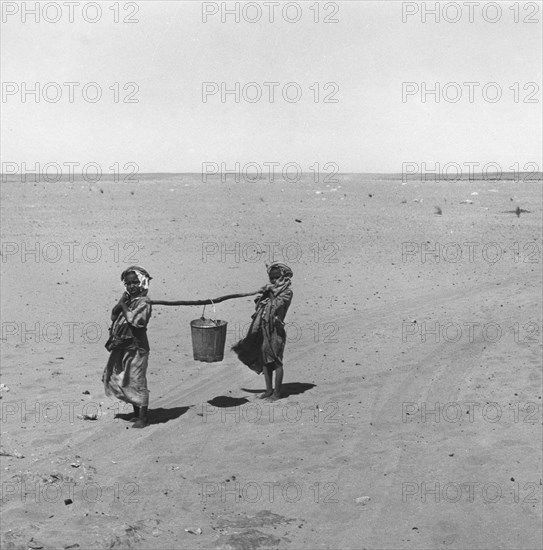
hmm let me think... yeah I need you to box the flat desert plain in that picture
[1,174,542,550]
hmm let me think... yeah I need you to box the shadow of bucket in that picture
[190,304,228,362]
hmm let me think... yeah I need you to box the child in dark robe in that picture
[103,266,152,428]
[232,263,293,401]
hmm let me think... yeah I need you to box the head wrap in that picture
[121,266,152,291]
[266,262,293,279]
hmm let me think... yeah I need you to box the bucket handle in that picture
[201,299,218,325]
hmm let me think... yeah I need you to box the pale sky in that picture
[1,0,542,173]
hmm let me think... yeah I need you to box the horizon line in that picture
[1,171,542,177]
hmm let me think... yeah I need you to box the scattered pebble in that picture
[0,448,24,458]
[77,414,98,421]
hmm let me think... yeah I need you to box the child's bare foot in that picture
[132,406,148,428]
[129,405,140,421]
[267,392,282,402]
[258,391,273,399]
[132,419,148,428]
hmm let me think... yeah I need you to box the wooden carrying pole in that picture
[150,290,261,307]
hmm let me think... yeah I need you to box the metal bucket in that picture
[190,303,228,362]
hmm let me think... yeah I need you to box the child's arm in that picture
[271,288,293,323]
[111,293,130,321]
[111,304,121,321]
[125,296,152,328]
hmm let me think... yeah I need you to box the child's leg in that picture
[258,365,273,399]
[131,350,149,428]
[268,365,283,401]
[129,405,140,421]
[132,406,148,428]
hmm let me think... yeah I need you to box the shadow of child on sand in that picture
[207,396,250,408]
[241,382,316,398]
[115,406,190,425]
[113,383,316,425]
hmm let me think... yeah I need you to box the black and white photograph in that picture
[1,1,542,548]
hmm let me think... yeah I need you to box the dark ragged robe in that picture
[232,284,293,373]
[102,295,152,407]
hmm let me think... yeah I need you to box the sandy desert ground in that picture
[1,174,542,550]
